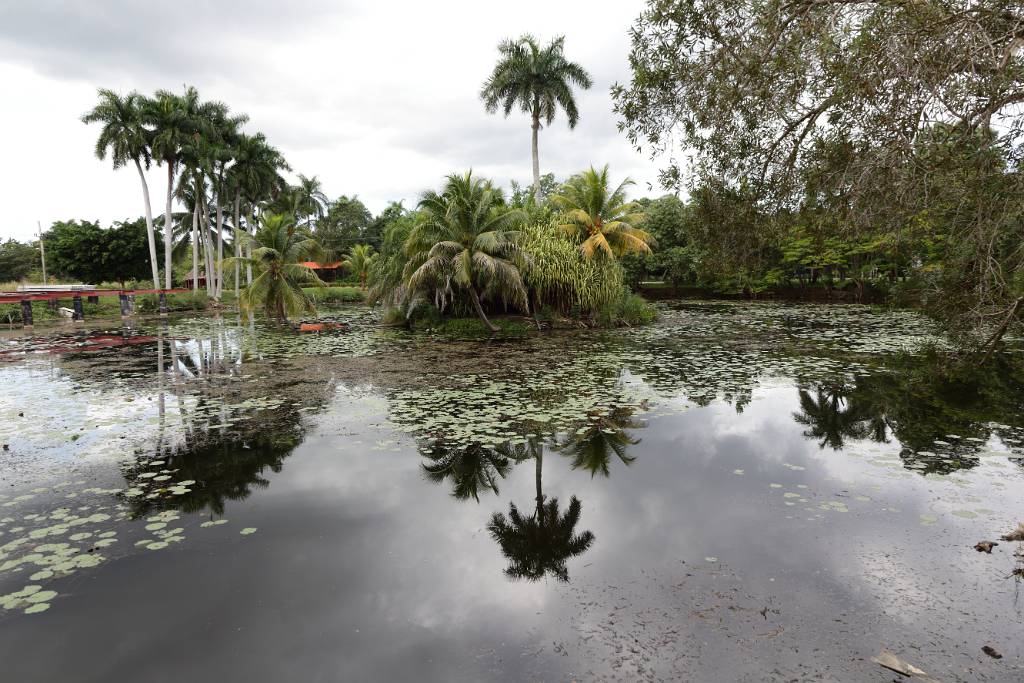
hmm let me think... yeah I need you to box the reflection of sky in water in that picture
[0,303,1022,681]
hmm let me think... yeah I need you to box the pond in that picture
[1,301,1022,682]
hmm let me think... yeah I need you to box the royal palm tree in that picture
[481,35,592,199]
[553,165,652,260]
[227,213,325,324]
[557,407,644,477]
[81,89,160,289]
[341,244,377,289]
[404,171,529,333]
[147,86,206,289]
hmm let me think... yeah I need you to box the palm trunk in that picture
[531,113,541,200]
[163,162,175,289]
[215,192,224,300]
[191,200,199,292]
[247,209,255,286]
[467,286,498,333]
[534,450,544,518]
[233,191,241,297]
[134,159,161,289]
[201,196,215,298]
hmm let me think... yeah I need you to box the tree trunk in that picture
[134,159,161,290]
[233,190,241,297]
[981,296,1023,364]
[215,192,224,300]
[164,162,175,289]
[247,209,255,286]
[201,196,215,298]
[531,112,541,200]
[191,200,199,292]
[467,286,498,333]
[534,449,544,520]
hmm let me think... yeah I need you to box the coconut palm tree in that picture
[487,439,594,582]
[481,35,592,199]
[553,165,652,260]
[404,171,529,333]
[341,244,377,289]
[227,213,325,324]
[293,174,329,231]
[81,89,161,289]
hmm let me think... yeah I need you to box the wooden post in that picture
[158,292,169,316]
[72,296,84,323]
[20,300,33,329]
[119,294,131,318]
[87,295,99,304]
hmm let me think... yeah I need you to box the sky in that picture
[0,0,666,242]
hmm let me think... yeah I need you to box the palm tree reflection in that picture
[556,406,644,477]
[487,438,594,582]
[420,441,513,502]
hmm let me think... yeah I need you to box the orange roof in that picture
[300,261,343,269]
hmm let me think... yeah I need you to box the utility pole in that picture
[37,221,47,285]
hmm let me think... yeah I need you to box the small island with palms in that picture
[2,4,1024,682]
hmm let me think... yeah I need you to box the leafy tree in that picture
[404,171,529,332]
[81,88,161,289]
[44,219,164,286]
[104,218,165,286]
[229,214,325,323]
[0,239,37,282]
[613,0,1024,342]
[481,35,593,198]
[317,195,372,258]
[364,200,407,247]
[552,165,652,260]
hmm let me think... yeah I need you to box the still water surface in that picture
[1,302,1022,681]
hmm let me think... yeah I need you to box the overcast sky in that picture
[0,0,667,242]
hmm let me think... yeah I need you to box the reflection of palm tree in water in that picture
[487,438,594,582]
[792,383,887,450]
[556,406,644,477]
[421,441,513,501]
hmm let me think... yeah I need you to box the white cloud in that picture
[0,1,664,241]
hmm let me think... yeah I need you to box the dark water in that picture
[1,302,1022,682]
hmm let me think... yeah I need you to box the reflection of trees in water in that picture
[122,414,305,517]
[792,352,1024,474]
[556,406,644,477]
[419,408,647,582]
[420,441,514,502]
[488,437,594,582]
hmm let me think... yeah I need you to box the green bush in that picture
[137,291,209,313]
[303,286,364,304]
[595,291,657,327]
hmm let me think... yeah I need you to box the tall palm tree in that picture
[227,213,325,324]
[81,89,160,289]
[341,244,377,289]
[206,103,248,299]
[487,439,594,582]
[404,171,529,333]
[147,86,204,289]
[553,165,652,260]
[481,35,592,199]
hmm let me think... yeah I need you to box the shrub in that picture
[595,291,657,327]
[303,286,364,304]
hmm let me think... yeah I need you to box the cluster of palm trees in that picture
[83,87,290,299]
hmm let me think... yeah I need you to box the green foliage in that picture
[421,317,531,338]
[0,239,38,282]
[595,291,657,328]
[44,219,164,285]
[228,213,325,323]
[303,286,364,304]
[340,244,377,288]
[403,171,529,332]
[521,220,626,314]
[137,291,209,313]
[553,166,651,260]
[316,195,373,257]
